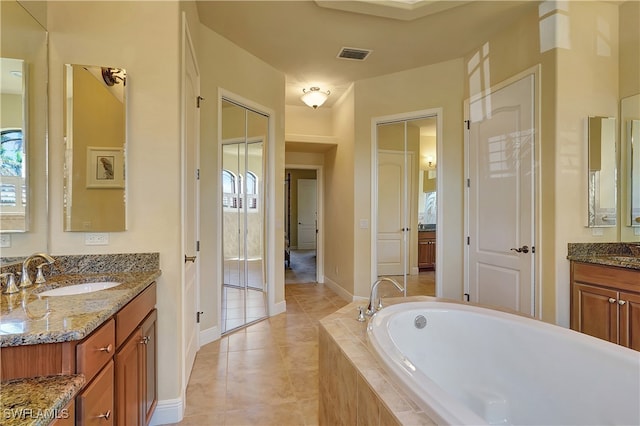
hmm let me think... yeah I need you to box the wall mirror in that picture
[587,116,617,227]
[621,93,640,232]
[63,64,127,231]
[0,0,48,262]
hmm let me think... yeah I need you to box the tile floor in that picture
[175,283,349,426]
[176,272,435,426]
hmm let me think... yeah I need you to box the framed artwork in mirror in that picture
[86,146,124,188]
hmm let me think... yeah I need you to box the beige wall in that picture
[1,94,23,127]
[353,58,465,300]
[47,0,184,404]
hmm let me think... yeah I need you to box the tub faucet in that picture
[20,253,56,288]
[366,277,404,316]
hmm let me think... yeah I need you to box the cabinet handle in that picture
[140,335,150,345]
[618,300,626,306]
[97,410,111,420]
[608,298,616,304]
[99,344,113,353]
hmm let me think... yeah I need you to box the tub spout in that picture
[366,277,404,316]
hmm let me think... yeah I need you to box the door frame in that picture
[217,89,278,329]
[284,164,324,283]
[463,65,542,318]
[371,108,444,296]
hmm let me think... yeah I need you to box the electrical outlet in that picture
[85,233,109,245]
[0,234,11,248]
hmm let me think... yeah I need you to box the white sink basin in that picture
[39,281,122,297]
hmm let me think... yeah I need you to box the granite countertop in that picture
[0,270,160,347]
[0,374,84,426]
[566,242,640,271]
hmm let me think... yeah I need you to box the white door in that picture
[377,150,412,276]
[182,15,200,385]
[467,73,536,315]
[297,178,317,250]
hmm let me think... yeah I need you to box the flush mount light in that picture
[301,87,330,109]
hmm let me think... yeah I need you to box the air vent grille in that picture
[337,47,372,61]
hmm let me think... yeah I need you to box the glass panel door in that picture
[221,99,268,334]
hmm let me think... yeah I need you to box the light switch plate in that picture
[0,234,11,248]
[85,233,109,245]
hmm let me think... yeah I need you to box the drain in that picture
[414,315,427,329]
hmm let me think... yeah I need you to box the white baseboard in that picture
[323,277,355,303]
[270,299,286,316]
[199,325,220,347]
[149,397,183,425]
[411,266,419,275]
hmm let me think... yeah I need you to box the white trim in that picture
[149,398,183,426]
[285,133,337,144]
[323,276,356,303]
[199,325,221,347]
[270,299,287,316]
[284,163,325,283]
[370,108,444,297]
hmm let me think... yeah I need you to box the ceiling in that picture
[196,0,538,108]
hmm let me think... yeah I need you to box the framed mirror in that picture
[587,116,617,227]
[0,0,48,261]
[621,94,640,234]
[63,64,127,231]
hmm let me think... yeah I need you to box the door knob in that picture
[510,245,529,254]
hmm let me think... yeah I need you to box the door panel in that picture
[468,73,535,315]
[297,178,317,250]
[377,151,407,276]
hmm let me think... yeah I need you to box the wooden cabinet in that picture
[570,262,640,351]
[115,309,157,426]
[418,231,436,270]
[77,361,114,425]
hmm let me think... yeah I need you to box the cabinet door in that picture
[619,291,640,351]
[571,283,618,344]
[141,310,157,425]
[115,329,142,426]
[77,360,114,426]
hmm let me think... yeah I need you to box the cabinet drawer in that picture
[77,319,115,381]
[51,400,75,426]
[116,283,156,348]
[77,360,114,426]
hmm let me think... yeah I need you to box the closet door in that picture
[221,99,268,334]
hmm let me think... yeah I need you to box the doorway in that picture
[220,98,269,334]
[464,68,539,317]
[373,110,441,297]
[284,167,322,284]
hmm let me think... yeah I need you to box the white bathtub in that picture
[367,301,640,425]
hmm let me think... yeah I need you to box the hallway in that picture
[175,283,348,425]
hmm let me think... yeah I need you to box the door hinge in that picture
[196,168,200,180]
[196,311,204,323]
[464,120,470,130]
[196,241,200,251]
[467,236,470,245]
[464,293,470,302]
[467,178,470,188]
[196,96,205,108]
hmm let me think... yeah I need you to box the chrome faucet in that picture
[0,272,20,294]
[366,277,404,316]
[20,253,56,288]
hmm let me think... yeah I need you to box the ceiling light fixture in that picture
[301,87,330,109]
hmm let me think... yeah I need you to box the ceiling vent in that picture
[337,47,372,61]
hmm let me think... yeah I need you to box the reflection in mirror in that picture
[587,116,616,227]
[63,64,126,231]
[1,59,27,232]
[220,98,268,334]
[621,94,640,239]
[0,0,48,262]
[629,119,640,226]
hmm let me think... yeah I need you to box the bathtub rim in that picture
[366,300,640,426]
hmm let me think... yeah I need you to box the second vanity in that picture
[0,253,161,426]
[567,243,640,351]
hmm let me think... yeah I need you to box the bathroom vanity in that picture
[0,254,160,426]
[568,244,640,351]
[417,231,436,270]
